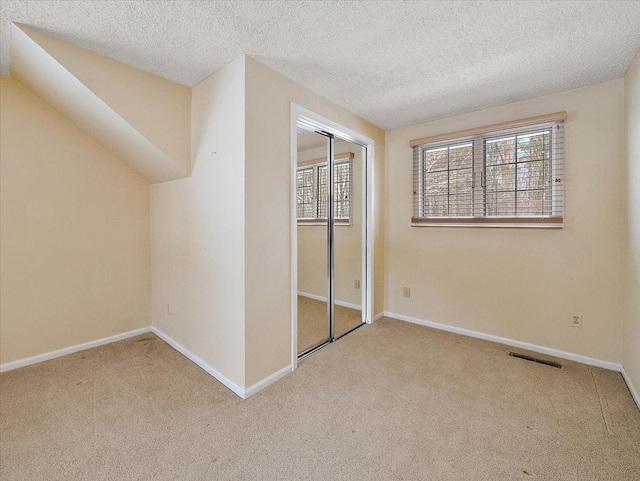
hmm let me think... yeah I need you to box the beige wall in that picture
[385,79,626,363]
[150,57,246,387]
[10,25,190,184]
[297,139,364,307]
[1,36,633,394]
[0,76,150,364]
[624,50,640,393]
[14,25,191,174]
[244,56,385,386]
[150,55,383,390]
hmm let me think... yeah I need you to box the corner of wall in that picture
[151,55,247,389]
[622,48,640,408]
[243,56,386,387]
[1,75,151,365]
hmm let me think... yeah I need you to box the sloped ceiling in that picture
[10,24,191,183]
[1,1,640,130]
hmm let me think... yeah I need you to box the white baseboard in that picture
[244,365,292,398]
[151,326,291,399]
[621,366,640,411]
[383,311,622,372]
[373,312,385,322]
[0,326,152,373]
[298,291,362,311]
[150,326,245,398]
[0,324,290,399]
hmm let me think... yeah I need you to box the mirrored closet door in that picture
[296,127,331,354]
[296,125,366,359]
[332,137,364,339]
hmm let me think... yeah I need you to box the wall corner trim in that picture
[383,311,623,372]
[621,366,640,412]
[0,326,152,373]
[244,365,293,398]
[150,327,291,399]
[150,326,245,397]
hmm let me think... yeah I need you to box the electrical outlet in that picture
[571,313,582,328]
[403,287,411,298]
[354,280,360,289]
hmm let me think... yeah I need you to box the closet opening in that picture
[291,105,374,366]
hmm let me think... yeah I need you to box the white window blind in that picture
[296,167,315,219]
[296,152,354,224]
[318,162,351,219]
[411,112,566,228]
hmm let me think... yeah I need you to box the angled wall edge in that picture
[10,24,190,184]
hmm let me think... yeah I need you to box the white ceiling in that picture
[2,1,639,130]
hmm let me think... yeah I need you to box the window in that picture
[484,129,553,217]
[297,153,353,224]
[296,167,315,218]
[421,142,474,217]
[411,112,565,227]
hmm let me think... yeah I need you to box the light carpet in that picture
[1,318,639,480]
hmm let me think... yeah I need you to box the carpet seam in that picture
[590,369,612,436]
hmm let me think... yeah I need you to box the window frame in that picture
[296,153,354,226]
[417,140,475,218]
[411,113,565,228]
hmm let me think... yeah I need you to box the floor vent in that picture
[509,352,561,368]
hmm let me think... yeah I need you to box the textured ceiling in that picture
[2,1,640,130]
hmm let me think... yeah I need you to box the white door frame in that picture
[290,103,375,370]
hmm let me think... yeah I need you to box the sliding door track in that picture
[334,321,366,341]
[298,341,331,361]
[297,322,366,361]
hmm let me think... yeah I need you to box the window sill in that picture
[298,219,352,226]
[411,216,563,229]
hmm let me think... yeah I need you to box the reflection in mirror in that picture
[296,127,330,354]
[333,138,364,338]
